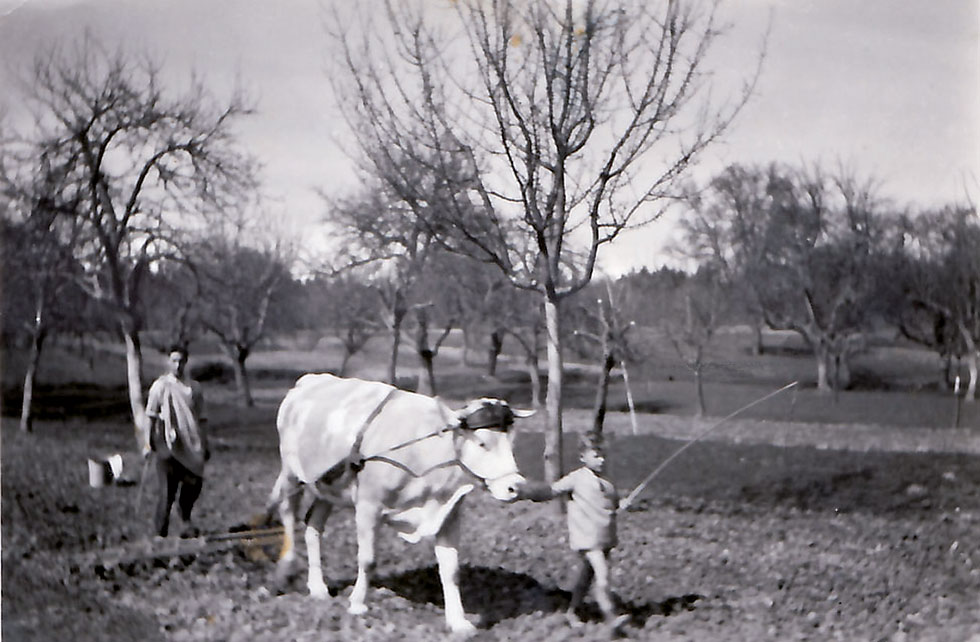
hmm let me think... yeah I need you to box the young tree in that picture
[10,36,256,436]
[333,0,760,481]
[569,283,636,439]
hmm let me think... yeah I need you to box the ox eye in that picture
[477,438,490,450]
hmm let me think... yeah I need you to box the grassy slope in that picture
[1,326,977,432]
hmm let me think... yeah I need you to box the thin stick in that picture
[205,526,289,543]
[621,360,638,435]
[619,381,798,511]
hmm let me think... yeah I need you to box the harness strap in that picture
[359,454,461,479]
[350,401,517,485]
[348,387,399,471]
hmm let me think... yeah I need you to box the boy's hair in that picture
[580,432,605,456]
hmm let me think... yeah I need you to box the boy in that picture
[519,434,628,631]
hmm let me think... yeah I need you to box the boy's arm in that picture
[514,479,557,502]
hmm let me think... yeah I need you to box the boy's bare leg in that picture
[567,552,593,622]
[585,549,618,621]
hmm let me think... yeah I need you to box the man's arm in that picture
[139,378,163,456]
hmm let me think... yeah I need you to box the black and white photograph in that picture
[1,1,978,640]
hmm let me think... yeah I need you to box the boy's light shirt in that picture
[552,466,618,551]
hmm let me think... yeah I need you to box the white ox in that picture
[269,373,532,633]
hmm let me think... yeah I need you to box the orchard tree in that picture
[191,215,295,407]
[325,183,439,385]
[751,164,890,392]
[305,274,382,376]
[332,0,761,481]
[898,206,980,400]
[141,259,203,353]
[9,36,256,436]
[679,164,772,354]
[0,158,86,432]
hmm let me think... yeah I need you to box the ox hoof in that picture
[307,582,330,600]
[348,602,368,616]
[448,618,476,635]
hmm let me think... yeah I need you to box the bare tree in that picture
[11,36,256,438]
[326,183,439,385]
[898,206,980,400]
[191,217,294,407]
[332,0,760,481]
[679,164,772,355]
[571,284,635,440]
[307,274,382,376]
[0,153,85,431]
[755,165,894,392]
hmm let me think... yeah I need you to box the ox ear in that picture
[510,408,536,419]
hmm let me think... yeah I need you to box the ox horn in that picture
[510,408,536,418]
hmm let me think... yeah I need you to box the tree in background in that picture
[567,283,636,439]
[895,206,980,400]
[332,0,760,481]
[304,274,382,376]
[0,155,86,431]
[706,163,891,392]
[662,267,728,415]
[141,260,203,353]
[325,183,438,385]
[679,164,772,355]
[9,36,256,436]
[190,213,294,407]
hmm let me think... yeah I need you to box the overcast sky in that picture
[1,0,977,274]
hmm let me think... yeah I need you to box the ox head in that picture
[455,398,535,502]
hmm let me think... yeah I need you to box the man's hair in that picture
[167,344,189,359]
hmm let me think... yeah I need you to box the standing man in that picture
[139,345,210,537]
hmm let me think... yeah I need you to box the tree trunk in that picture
[19,326,46,433]
[812,338,832,394]
[526,350,542,409]
[694,365,706,417]
[543,294,564,485]
[590,353,616,442]
[487,330,503,377]
[461,328,474,366]
[123,327,149,449]
[832,350,852,391]
[940,354,953,391]
[751,321,764,356]
[387,309,405,385]
[339,351,352,377]
[418,350,436,396]
[966,349,978,402]
[233,346,254,407]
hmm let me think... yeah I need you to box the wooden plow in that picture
[70,524,297,571]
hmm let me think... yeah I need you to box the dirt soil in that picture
[3,410,980,642]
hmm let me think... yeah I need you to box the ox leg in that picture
[274,473,303,584]
[435,511,475,634]
[348,502,379,615]
[304,499,333,599]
